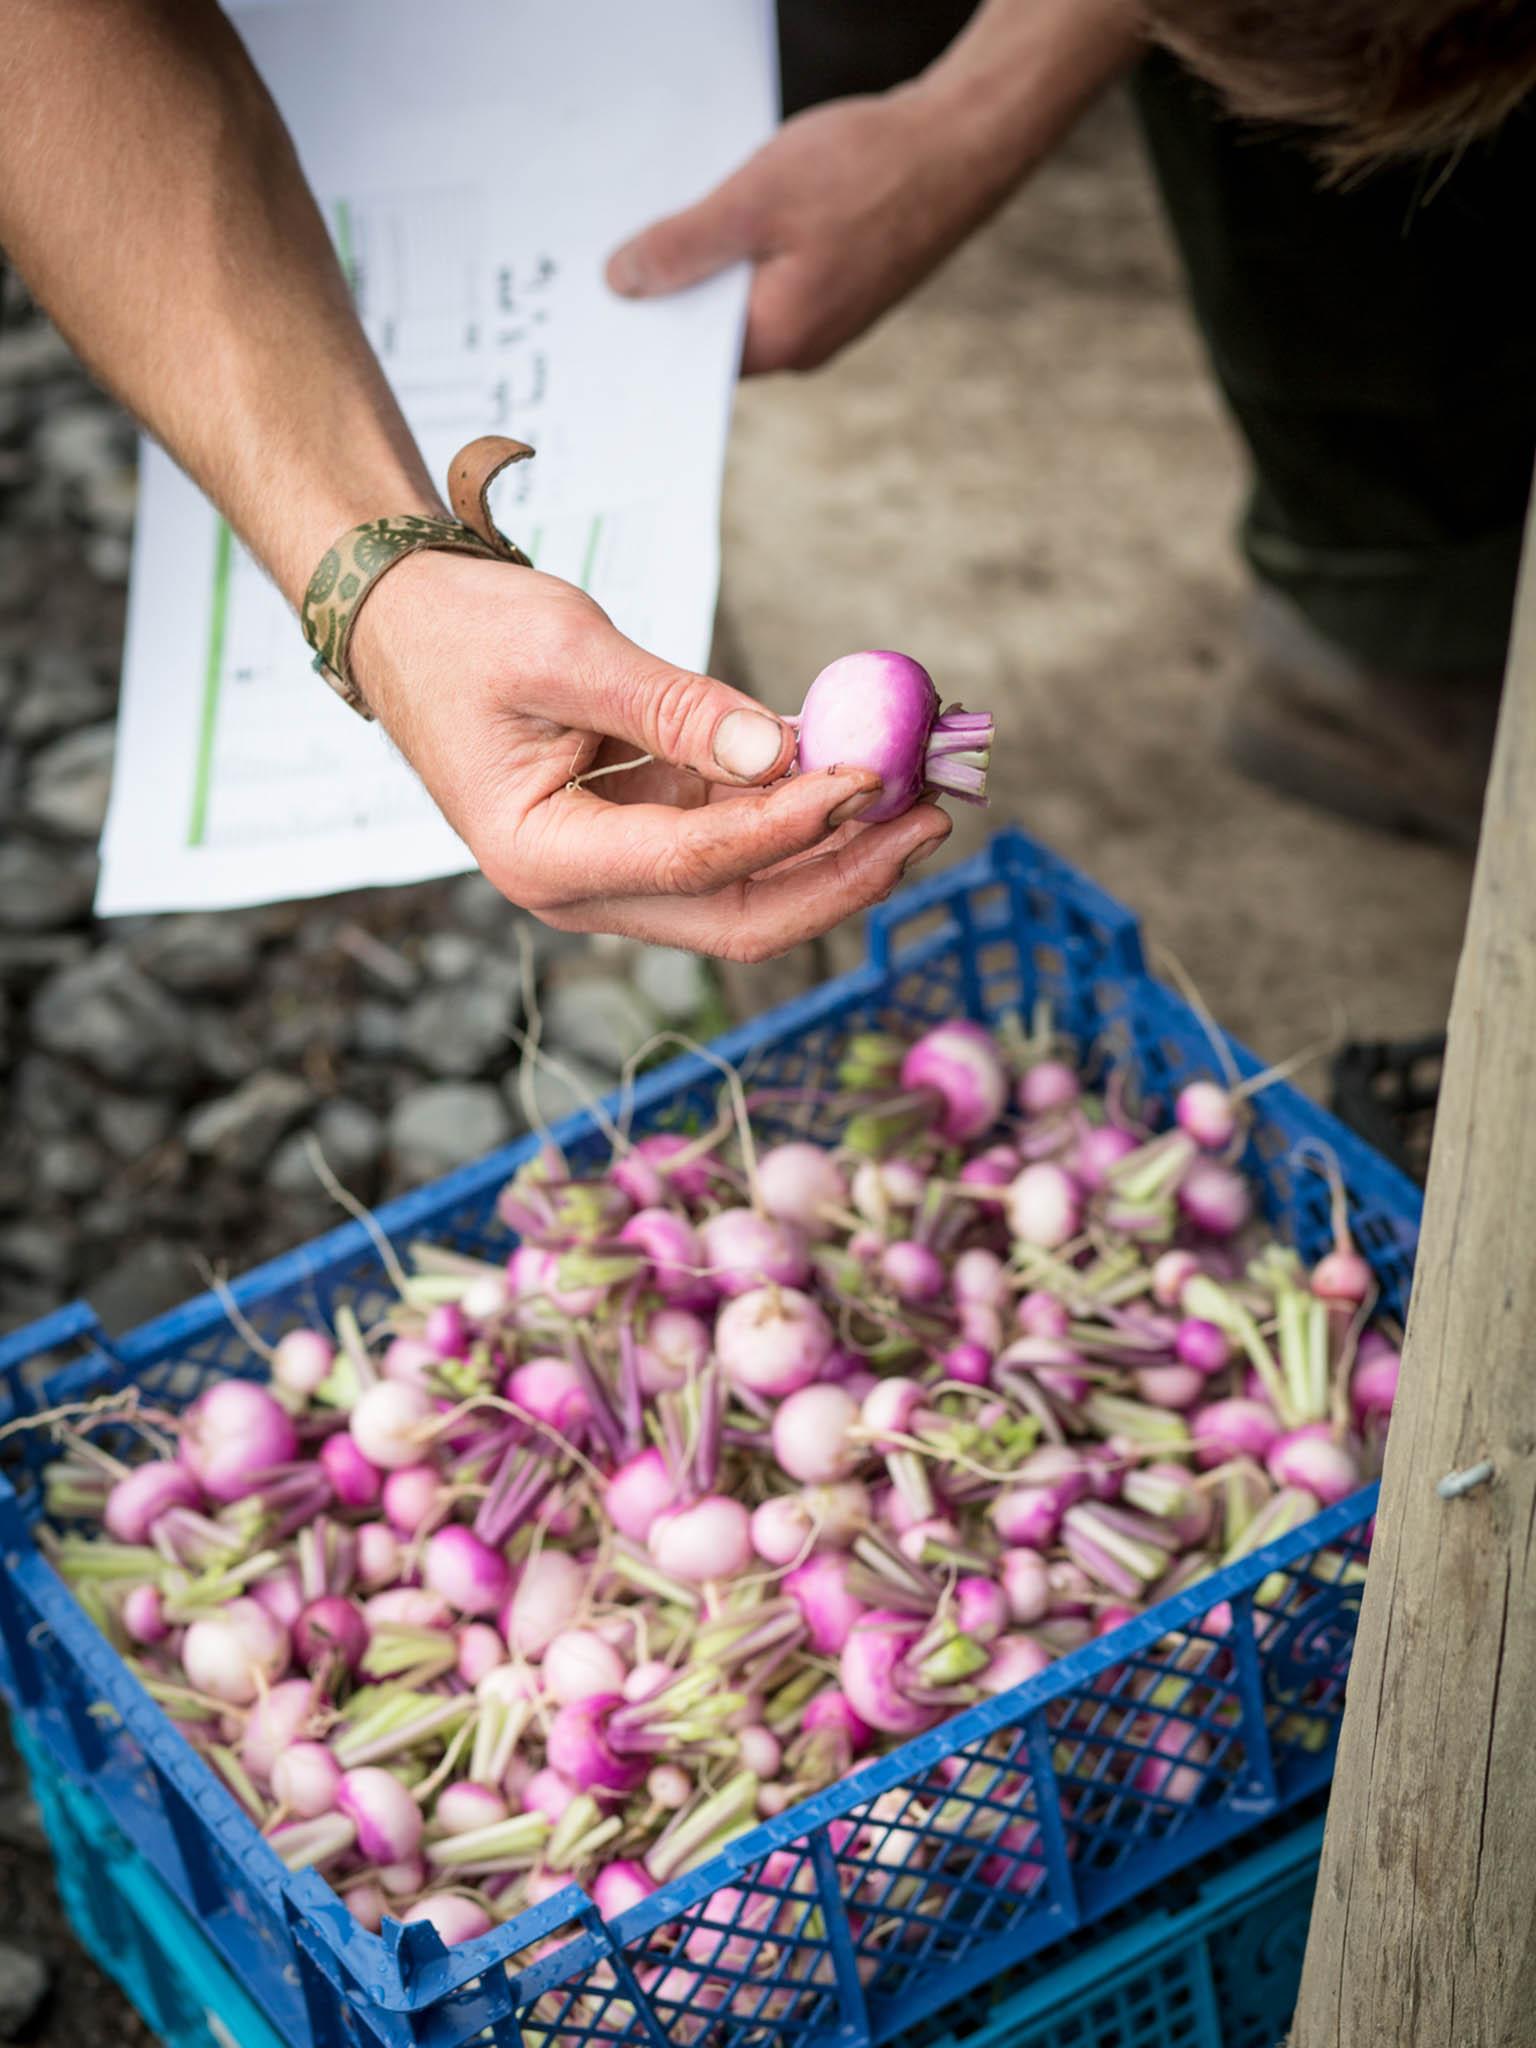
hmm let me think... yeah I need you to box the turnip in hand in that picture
[795,652,992,821]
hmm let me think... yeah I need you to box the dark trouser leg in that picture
[775,1,980,116]
[1130,49,1536,678]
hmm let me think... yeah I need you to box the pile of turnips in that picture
[37,1007,1394,1982]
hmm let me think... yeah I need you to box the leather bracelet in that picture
[301,435,537,719]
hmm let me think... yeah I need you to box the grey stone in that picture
[0,1222,76,1288]
[479,954,525,1001]
[0,658,17,721]
[0,1153,29,1216]
[35,401,119,483]
[187,1006,264,1082]
[38,1135,105,1199]
[135,913,255,995]
[77,1196,145,1244]
[82,464,138,536]
[448,871,514,933]
[93,912,158,943]
[87,1241,194,1339]
[25,720,116,838]
[12,649,115,744]
[0,542,28,615]
[541,975,660,1075]
[505,1050,612,1133]
[421,931,481,983]
[398,977,520,1079]
[350,999,405,1060]
[0,1279,54,1334]
[0,1789,47,1856]
[13,1054,95,1136]
[446,874,584,962]
[0,837,97,931]
[0,746,22,822]
[31,950,197,1086]
[388,1081,510,1180]
[268,1097,383,1195]
[295,911,346,960]
[94,1091,177,1160]
[632,945,713,1025]
[266,1000,346,1066]
[83,531,132,584]
[0,935,90,987]
[334,922,417,992]
[252,899,311,943]
[184,1070,312,1172]
[320,1093,384,1165]
[0,321,74,382]
[0,1941,47,2039]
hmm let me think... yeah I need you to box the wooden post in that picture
[1289,486,1536,2045]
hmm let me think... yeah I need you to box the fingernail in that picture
[827,783,883,828]
[714,709,786,781]
[901,836,946,878]
[609,252,644,295]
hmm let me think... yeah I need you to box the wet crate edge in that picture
[0,830,1419,2048]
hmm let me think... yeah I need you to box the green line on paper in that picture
[527,525,543,567]
[579,515,603,591]
[334,200,356,296]
[188,520,233,848]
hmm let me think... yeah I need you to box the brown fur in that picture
[1143,1,1536,167]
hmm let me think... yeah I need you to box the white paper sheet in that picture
[97,0,776,915]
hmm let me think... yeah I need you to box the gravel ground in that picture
[0,83,1470,2048]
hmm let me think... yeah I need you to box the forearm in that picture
[899,0,1143,218]
[0,0,439,606]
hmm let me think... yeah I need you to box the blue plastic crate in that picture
[11,1711,1322,2048]
[0,830,1418,2048]
[15,1713,285,2048]
[917,1806,1325,2048]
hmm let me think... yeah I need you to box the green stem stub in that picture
[645,1771,760,1884]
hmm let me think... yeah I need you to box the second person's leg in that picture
[1131,51,1536,843]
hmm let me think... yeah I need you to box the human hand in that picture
[350,554,950,960]
[606,92,994,374]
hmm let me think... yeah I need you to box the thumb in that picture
[607,181,758,299]
[579,642,795,786]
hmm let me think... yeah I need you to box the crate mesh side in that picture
[1206,1866,1316,2048]
[1008,1953,1214,2048]
[1256,1530,1370,1782]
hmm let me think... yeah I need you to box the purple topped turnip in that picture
[794,651,992,821]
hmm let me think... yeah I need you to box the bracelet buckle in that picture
[301,436,536,720]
